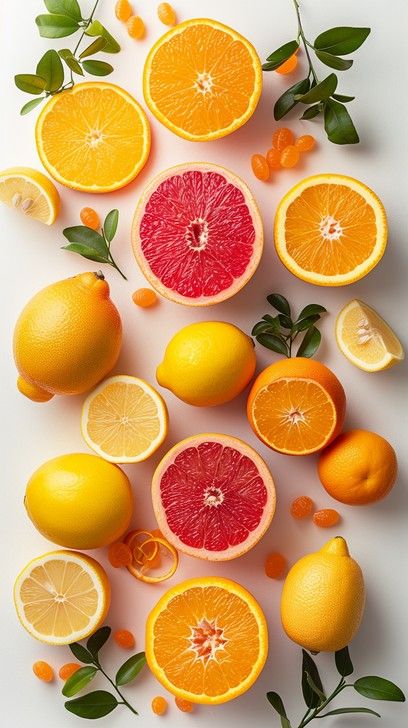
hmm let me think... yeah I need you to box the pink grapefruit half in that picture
[152,433,276,560]
[131,163,263,306]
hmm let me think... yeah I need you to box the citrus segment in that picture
[0,167,60,224]
[335,299,404,372]
[247,358,346,455]
[132,163,263,306]
[145,577,268,704]
[143,19,262,141]
[274,174,387,286]
[14,551,110,645]
[35,82,150,192]
[152,434,276,560]
[81,375,168,463]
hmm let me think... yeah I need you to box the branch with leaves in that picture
[62,209,127,279]
[263,0,370,144]
[15,0,120,115]
[267,646,405,728]
[63,627,145,720]
[252,294,327,358]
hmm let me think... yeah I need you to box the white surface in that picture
[1,1,407,726]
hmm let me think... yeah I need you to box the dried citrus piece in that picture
[125,529,159,565]
[126,537,178,583]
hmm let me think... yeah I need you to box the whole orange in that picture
[14,272,122,402]
[318,429,397,505]
[247,357,346,455]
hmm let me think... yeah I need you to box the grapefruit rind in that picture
[152,433,276,560]
[145,576,268,704]
[274,174,388,286]
[143,18,262,142]
[132,162,264,306]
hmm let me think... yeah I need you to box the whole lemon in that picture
[281,537,365,652]
[24,453,133,549]
[14,272,122,402]
[156,321,256,406]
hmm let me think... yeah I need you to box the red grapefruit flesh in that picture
[152,434,276,560]
[131,163,263,306]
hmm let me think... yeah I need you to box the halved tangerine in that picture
[152,433,276,560]
[145,576,268,704]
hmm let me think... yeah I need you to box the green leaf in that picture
[86,20,120,53]
[252,321,276,336]
[44,0,82,20]
[87,626,111,658]
[36,50,64,92]
[65,691,118,719]
[69,642,96,664]
[35,13,79,38]
[297,303,327,320]
[62,243,109,264]
[318,707,381,718]
[292,314,321,333]
[266,692,291,727]
[82,60,114,76]
[59,49,83,75]
[335,646,354,677]
[262,314,279,325]
[315,50,353,71]
[300,104,322,120]
[314,27,371,55]
[104,209,119,242]
[324,99,359,144]
[332,93,355,102]
[354,677,406,702]
[63,225,107,254]
[115,652,146,687]
[20,97,45,115]
[79,37,107,59]
[263,40,299,71]
[15,74,46,95]
[62,666,98,697]
[302,650,325,708]
[297,326,321,358]
[278,313,293,330]
[274,78,310,120]
[267,293,291,316]
[295,74,338,104]
[256,334,289,357]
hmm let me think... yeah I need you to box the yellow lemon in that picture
[0,166,60,225]
[24,453,133,550]
[281,537,365,652]
[156,321,256,406]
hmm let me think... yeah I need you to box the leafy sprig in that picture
[263,0,370,144]
[267,647,405,727]
[251,294,326,358]
[63,626,146,720]
[62,209,127,279]
[15,0,120,115]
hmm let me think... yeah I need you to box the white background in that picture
[1,1,407,726]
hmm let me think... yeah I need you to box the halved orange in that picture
[35,82,151,192]
[145,576,268,704]
[247,358,346,455]
[274,174,387,286]
[143,18,262,141]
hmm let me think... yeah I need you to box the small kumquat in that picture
[175,696,194,712]
[115,0,132,21]
[32,661,54,682]
[266,147,282,170]
[275,53,298,75]
[272,127,294,150]
[280,144,300,168]
[157,3,177,26]
[290,495,314,520]
[80,207,100,230]
[132,288,158,307]
[251,154,270,181]
[295,134,316,152]
[151,696,168,715]
[127,15,145,39]
[114,629,136,649]
[313,508,341,528]
[265,552,287,579]
[108,542,133,568]
[59,663,81,681]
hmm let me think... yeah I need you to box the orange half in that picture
[274,174,387,286]
[35,82,151,192]
[146,576,268,704]
[143,18,262,141]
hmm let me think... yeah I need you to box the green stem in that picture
[96,664,138,715]
[108,254,127,280]
[292,0,319,83]
[69,0,101,84]
[298,679,347,727]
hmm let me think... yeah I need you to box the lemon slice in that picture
[81,375,168,463]
[336,299,404,372]
[14,550,110,645]
[0,166,60,224]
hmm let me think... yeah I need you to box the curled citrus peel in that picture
[124,529,178,583]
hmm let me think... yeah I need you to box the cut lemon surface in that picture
[14,551,110,645]
[0,166,60,224]
[81,375,168,463]
[143,18,262,141]
[35,82,151,192]
[145,576,268,704]
[274,174,387,286]
[336,299,404,372]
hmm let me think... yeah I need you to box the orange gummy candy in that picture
[132,288,158,308]
[276,54,298,75]
[272,127,294,150]
[290,495,314,520]
[295,134,316,152]
[151,696,168,715]
[59,663,81,681]
[114,629,136,649]
[280,144,300,168]
[251,154,270,181]
[108,542,133,568]
[266,147,282,170]
[265,552,287,579]
[175,696,194,712]
[80,207,100,230]
[313,508,341,528]
[32,661,54,682]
